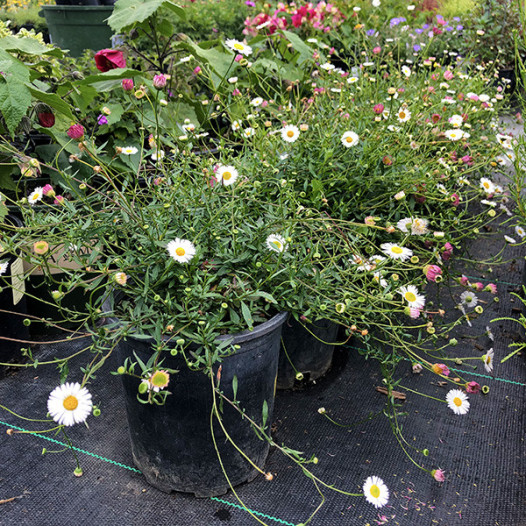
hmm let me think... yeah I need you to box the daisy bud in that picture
[114,272,127,286]
[433,231,445,239]
[386,226,395,233]
[482,385,490,394]
[361,329,368,336]
[117,366,125,374]
[295,372,304,381]
[472,282,484,291]
[423,264,442,282]
[373,103,384,114]
[153,74,167,89]
[74,468,84,477]
[475,306,483,314]
[394,191,405,200]
[176,339,185,346]
[442,242,453,261]
[431,469,445,482]
[122,78,134,91]
[427,326,436,334]
[410,256,419,264]
[265,472,274,481]
[299,123,309,132]
[318,407,326,414]
[422,449,429,456]
[335,303,346,314]
[51,290,63,301]
[42,184,55,198]
[6,428,14,435]
[54,196,65,205]
[93,408,101,417]
[466,381,481,394]
[484,283,497,294]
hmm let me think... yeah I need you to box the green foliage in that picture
[438,0,476,18]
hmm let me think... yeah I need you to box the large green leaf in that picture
[0,80,31,136]
[0,48,29,82]
[186,42,235,82]
[79,68,144,86]
[107,0,185,33]
[0,36,63,58]
[281,30,313,65]
[27,86,75,121]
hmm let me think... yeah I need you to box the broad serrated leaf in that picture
[0,79,31,136]
[0,36,64,58]
[107,0,185,33]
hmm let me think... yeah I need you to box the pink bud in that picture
[424,264,442,282]
[122,78,134,91]
[42,184,55,197]
[432,469,445,482]
[442,242,453,261]
[373,103,384,114]
[459,275,470,286]
[54,195,65,205]
[67,124,84,140]
[153,74,167,89]
[235,54,243,62]
[232,88,241,96]
[472,282,484,292]
[484,283,497,294]
[450,193,460,207]
[466,381,481,394]
[412,363,423,374]
[432,363,450,376]
[443,70,454,80]
[372,46,381,54]
[193,66,202,75]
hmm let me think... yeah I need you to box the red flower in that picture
[37,112,55,128]
[94,49,126,72]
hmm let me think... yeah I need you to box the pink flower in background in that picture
[153,74,167,89]
[94,48,126,72]
[442,242,453,261]
[443,70,454,80]
[67,124,84,140]
[42,184,55,197]
[54,195,65,205]
[460,275,470,286]
[432,363,450,376]
[472,282,484,292]
[122,78,134,91]
[424,264,442,282]
[432,469,445,482]
[373,103,384,114]
[484,283,498,294]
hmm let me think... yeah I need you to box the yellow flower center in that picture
[151,371,169,388]
[453,397,462,407]
[391,246,403,254]
[346,136,354,143]
[483,182,489,189]
[223,171,232,180]
[370,484,380,498]
[63,395,79,411]
[287,130,295,138]
[233,43,244,51]
[176,247,186,256]
[405,292,417,302]
[273,241,282,249]
[399,111,406,119]
[484,355,490,364]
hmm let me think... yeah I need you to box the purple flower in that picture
[366,29,375,36]
[245,0,255,5]
[436,14,443,20]
[97,114,108,126]
[446,26,453,31]
[457,25,463,30]
[415,28,423,34]
[453,17,461,22]
[413,44,421,52]
[390,17,401,26]
[422,23,429,29]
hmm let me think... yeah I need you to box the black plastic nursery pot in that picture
[277,316,340,390]
[0,215,29,375]
[115,310,288,497]
[40,6,114,57]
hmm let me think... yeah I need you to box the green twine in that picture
[0,419,296,526]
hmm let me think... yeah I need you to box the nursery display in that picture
[0,0,524,523]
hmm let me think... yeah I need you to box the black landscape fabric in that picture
[0,230,525,526]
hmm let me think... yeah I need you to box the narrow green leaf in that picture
[232,375,238,401]
[262,399,268,427]
[240,301,253,329]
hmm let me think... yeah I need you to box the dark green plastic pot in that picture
[40,6,114,57]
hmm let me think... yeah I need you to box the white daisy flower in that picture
[121,146,138,155]
[151,150,165,162]
[0,261,9,275]
[341,131,359,148]
[251,97,264,107]
[397,108,411,123]
[479,178,495,194]
[448,114,463,128]
[347,76,359,84]
[381,243,413,261]
[504,235,517,244]
[401,65,411,77]
[231,120,242,131]
[496,133,513,149]
[478,94,490,102]
[482,348,494,373]
[399,285,426,309]
[444,129,464,141]
[182,122,196,133]
[320,63,335,71]
[225,39,252,56]
[363,476,389,508]
[47,382,93,427]
[243,127,255,138]
[166,238,196,263]
[460,291,478,308]
[281,125,300,143]
[411,218,429,235]
[515,225,526,238]
[266,234,287,253]
[28,187,43,206]
[446,389,470,415]
[387,125,401,133]
[228,76,238,84]
[397,218,412,233]
[216,165,239,186]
